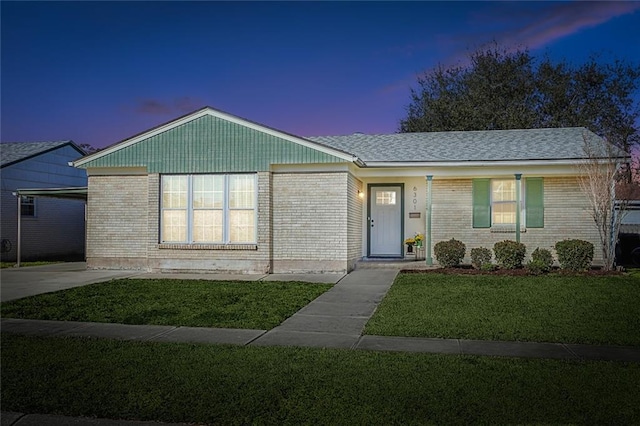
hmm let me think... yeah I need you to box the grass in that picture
[0,279,331,329]
[365,273,640,346]
[1,261,62,269]
[2,334,639,424]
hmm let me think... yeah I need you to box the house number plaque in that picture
[409,187,420,218]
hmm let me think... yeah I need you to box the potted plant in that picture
[404,237,415,253]
[414,233,424,248]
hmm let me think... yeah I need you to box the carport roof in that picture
[14,187,88,201]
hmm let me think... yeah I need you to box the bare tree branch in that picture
[577,132,632,270]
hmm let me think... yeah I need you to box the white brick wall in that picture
[86,175,148,268]
[272,172,360,273]
[347,173,364,270]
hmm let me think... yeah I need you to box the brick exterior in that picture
[86,175,148,269]
[347,173,364,271]
[272,171,363,273]
[430,177,603,265]
[85,171,601,272]
[145,172,271,273]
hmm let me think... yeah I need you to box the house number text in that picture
[412,186,417,210]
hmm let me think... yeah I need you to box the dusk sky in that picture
[2,1,639,149]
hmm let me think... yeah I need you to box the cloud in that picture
[135,96,203,115]
[136,99,171,115]
[378,2,640,97]
[502,1,640,52]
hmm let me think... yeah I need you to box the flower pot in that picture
[406,244,414,253]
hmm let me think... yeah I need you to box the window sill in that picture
[490,226,526,233]
[158,243,258,250]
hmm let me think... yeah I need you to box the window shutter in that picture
[525,177,544,228]
[472,179,491,228]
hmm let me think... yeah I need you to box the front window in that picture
[161,174,256,244]
[491,180,522,225]
[20,196,36,217]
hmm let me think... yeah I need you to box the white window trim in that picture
[160,174,257,245]
[490,179,525,230]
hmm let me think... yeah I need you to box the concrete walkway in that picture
[251,269,399,348]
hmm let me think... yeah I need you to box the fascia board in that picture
[362,158,626,168]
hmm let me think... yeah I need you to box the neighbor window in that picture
[161,174,256,244]
[20,196,35,217]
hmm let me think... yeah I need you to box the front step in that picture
[355,258,439,270]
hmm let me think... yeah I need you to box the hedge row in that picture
[433,238,594,272]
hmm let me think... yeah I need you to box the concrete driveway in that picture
[0,262,141,302]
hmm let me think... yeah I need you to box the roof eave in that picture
[362,158,628,168]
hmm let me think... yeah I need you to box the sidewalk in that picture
[3,317,639,362]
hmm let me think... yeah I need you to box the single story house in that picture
[72,107,621,273]
[1,141,87,262]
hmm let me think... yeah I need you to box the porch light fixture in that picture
[358,190,365,199]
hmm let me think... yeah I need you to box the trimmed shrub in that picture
[555,239,594,271]
[434,238,466,268]
[493,240,526,269]
[480,263,497,272]
[470,247,492,269]
[526,259,548,275]
[530,247,554,272]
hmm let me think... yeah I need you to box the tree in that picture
[400,46,640,177]
[577,132,630,271]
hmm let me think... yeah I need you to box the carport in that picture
[12,187,88,267]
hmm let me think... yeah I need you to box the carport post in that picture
[16,193,21,267]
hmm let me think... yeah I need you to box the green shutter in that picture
[525,178,544,228]
[472,179,491,228]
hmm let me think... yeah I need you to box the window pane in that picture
[376,191,396,205]
[20,196,35,217]
[492,202,516,224]
[162,176,187,208]
[229,175,255,209]
[492,180,515,202]
[229,210,255,242]
[193,175,223,209]
[162,210,187,242]
[193,210,223,243]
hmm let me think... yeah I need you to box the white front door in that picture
[369,186,402,257]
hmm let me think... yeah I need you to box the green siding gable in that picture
[80,115,348,173]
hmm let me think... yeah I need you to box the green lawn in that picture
[0,279,331,329]
[365,273,640,346]
[2,334,638,424]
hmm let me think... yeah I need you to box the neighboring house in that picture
[1,141,87,262]
[72,107,623,273]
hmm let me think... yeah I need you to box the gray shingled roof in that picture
[308,127,621,163]
[1,141,75,168]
